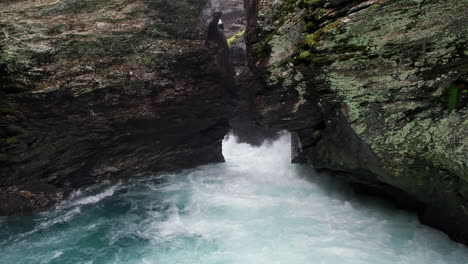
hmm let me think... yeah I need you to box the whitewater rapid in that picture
[1,133,467,264]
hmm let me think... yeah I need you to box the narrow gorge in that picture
[0,0,467,263]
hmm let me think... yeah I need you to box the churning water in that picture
[1,133,467,264]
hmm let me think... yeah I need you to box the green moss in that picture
[368,4,379,11]
[323,20,341,31]
[252,43,265,56]
[227,30,245,47]
[303,33,320,47]
[252,32,275,58]
[264,33,274,44]
[299,50,312,60]
[314,8,327,19]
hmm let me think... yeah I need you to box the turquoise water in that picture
[1,134,467,264]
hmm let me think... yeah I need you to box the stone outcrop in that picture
[0,0,234,215]
[246,0,468,244]
[219,0,279,145]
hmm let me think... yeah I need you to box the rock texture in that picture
[246,0,468,244]
[0,0,234,215]
[219,0,278,145]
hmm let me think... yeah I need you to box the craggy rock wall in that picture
[218,0,279,145]
[0,0,234,215]
[246,0,468,244]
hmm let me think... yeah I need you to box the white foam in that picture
[2,133,468,264]
[141,133,468,263]
[51,250,63,259]
[73,183,120,206]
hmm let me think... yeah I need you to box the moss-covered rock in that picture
[247,0,468,244]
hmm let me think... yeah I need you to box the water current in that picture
[1,133,467,264]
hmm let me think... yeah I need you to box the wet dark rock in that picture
[324,0,356,8]
[0,0,235,215]
[220,0,278,145]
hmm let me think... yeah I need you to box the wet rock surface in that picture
[246,0,468,244]
[0,0,235,215]
[220,0,278,145]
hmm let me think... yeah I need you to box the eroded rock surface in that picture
[218,0,279,145]
[246,0,468,244]
[0,0,234,215]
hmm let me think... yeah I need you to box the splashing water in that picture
[1,133,467,264]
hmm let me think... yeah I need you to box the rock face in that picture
[218,0,279,145]
[246,0,468,244]
[0,0,235,215]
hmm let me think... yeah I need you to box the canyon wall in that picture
[0,0,234,215]
[246,0,468,244]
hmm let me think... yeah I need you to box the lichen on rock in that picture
[247,0,468,244]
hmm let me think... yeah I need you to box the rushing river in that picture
[1,134,467,264]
